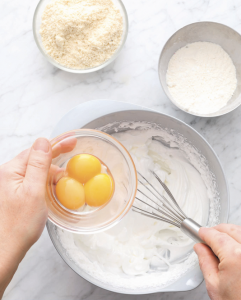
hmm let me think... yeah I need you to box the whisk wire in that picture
[134,196,182,225]
[136,188,183,224]
[137,172,186,221]
[133,171,205,244]
[138,172,183,216]
[152,171,188,219]
[132,206,180,227]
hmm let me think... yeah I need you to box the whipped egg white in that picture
[57,123,220,289]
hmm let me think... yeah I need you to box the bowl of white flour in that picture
[158,22,241,117]
[33,0,128,73]
[46,101,229,294]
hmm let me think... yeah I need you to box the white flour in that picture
[40,0,123,69]
[57,122,220,289]
[166,42,237,114]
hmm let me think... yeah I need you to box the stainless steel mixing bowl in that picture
[47,100,229,294]
[158,21,241,117]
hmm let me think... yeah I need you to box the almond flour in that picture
[40,0,123,69]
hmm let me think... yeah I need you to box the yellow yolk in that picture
[84,174,114,207]
[67,154,101,184]
[56,177,85,210]
[56,154,114,209]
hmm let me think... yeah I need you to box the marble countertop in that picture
[1,0,241,299]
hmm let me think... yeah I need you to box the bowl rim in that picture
[158,21,241,118]
[47,128,138,234]
[32,0,129,73]
[46,99,230,294]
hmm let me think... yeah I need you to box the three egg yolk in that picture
[55,177,85,210]
[67,154,101,184]
[55,154,114,210]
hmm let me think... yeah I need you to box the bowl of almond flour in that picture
[158,22,241,117]
[33,0,128,73]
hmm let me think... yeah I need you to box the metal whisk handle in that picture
[180,218,206,244]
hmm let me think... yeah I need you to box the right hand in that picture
[194,224,241,300]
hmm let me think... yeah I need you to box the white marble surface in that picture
[1,0,241,299]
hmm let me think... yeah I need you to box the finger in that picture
[13,148,31,163]
[3,148,30,166]
[0,149,31,185]
[199,227,239,259]
[214,224,241,244]
[24,138,52,190]
[52,137,77,158]
[194,243,219,284]
[8,148,31,175]
[49,165,66,184]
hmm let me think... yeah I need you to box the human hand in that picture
[0,138,52,298]
[0,136,77,298]
[194,225,241,300]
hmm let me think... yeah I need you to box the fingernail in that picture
[33,138,50,153]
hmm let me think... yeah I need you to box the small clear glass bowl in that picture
[46,129,137,234]
[33,0,128,73]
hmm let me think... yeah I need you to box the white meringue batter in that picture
[57,123,220,289]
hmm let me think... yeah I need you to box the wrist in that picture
[0,235,28,298]
[0,251,19,299]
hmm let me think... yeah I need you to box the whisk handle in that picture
[180,218,206,244]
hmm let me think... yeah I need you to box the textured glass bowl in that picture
[33,0,128,73]
[46,129,137,234]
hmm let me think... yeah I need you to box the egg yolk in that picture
[67,154,101,184]
[84,173,114,207]
[56,177,85,210]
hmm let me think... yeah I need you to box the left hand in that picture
[0,136,77,299]
[0,138,52,298]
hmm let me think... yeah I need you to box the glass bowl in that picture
[46,129,137,233]
[33,0,128,73]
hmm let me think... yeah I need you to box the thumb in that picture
[194,243,219,286]
[24,138,52,190]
